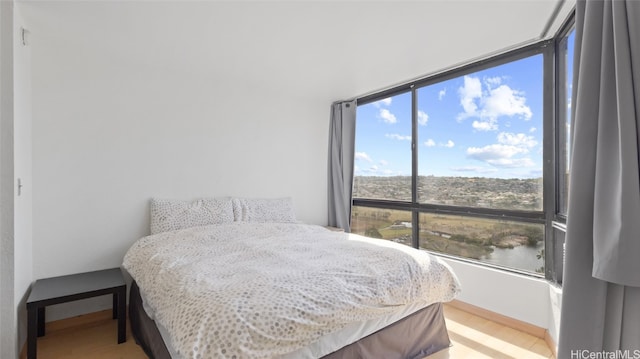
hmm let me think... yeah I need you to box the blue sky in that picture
[355,54,545,179]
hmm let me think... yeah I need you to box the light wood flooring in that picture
[25,304,555,359]
[426,305,555,359]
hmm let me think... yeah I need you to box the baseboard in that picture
[19,309,116,359]
[446,299,547,338]
[544,329,558,358]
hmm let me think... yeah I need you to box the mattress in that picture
[129,281,452,359]
[123,222,460,358]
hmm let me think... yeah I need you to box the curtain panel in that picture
[327,100,356,232]
[559,0,640,357]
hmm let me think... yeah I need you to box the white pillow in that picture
[231,197,296,223]
[149,198,234,234]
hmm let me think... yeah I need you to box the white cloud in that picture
[378,109,397,124]
[418,110,429,126]
[442,140,455,148]
[385,133,411,141]
[484,157,536,168]
[457,75,533,130]
[467,144,529,160]
[364,168,402,176]
[472,119,498,131]
[458,76,482,119]
[438,89,447,100]
[466,129,539,170]
[373,98,392,107]
[484,85,532,120]
[450,166,498,174]
[355,160,403,177]
[466,141,536,169]
[497,132,537,148]
[529,127,537,133]
[355,152,372,162]
[485,76,503,87]
[424,139,436,147]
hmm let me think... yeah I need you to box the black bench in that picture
[26,268,126,359]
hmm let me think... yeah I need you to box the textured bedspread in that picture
[123,222,460,359]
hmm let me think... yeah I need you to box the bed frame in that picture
[129,281,451,359]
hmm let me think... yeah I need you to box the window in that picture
[353,92,412,202]
[353,52,546,274]
[551,23,576,284]
[416,56,543,212]
[351,17,575,279]
[557,28,576,217]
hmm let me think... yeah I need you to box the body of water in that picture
[482,242,544,273]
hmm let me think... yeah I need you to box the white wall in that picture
[22,1,330,320]
[0,1,17,358]
[29,48,330,276]
[547,284,562,346]
[441,257,563,345]
[13,3,33,348]
[0,1,17,357]
[442,258,550,328]
[1,3,34,356]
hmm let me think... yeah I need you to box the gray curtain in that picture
[558,0,640,357]
[327,100,357,232]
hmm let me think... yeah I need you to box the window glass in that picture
[351,206,413,247]
[417,55,544,211]
[348,29,579,279]
[353,92,412,201]
[558,29,575,215]
[419,213,544,273]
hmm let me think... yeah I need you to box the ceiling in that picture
[20,0,575,102]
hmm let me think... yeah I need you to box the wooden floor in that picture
[22,311,147,359]
[27,304,555,359]
[426,305,555,359]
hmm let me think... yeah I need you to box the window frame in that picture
[550,12,576,284]
[352,14,576,283]
[555,11,576,223]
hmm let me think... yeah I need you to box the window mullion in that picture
[411,85,419,248]
[543,44,556,281]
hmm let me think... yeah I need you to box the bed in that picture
[122,198,461,359]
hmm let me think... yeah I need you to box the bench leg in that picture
[112,293,117,319]
[37,307,45,337]
[27,306,38,359]
[117,288,126,344]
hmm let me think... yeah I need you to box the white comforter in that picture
[123,222,460,359]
